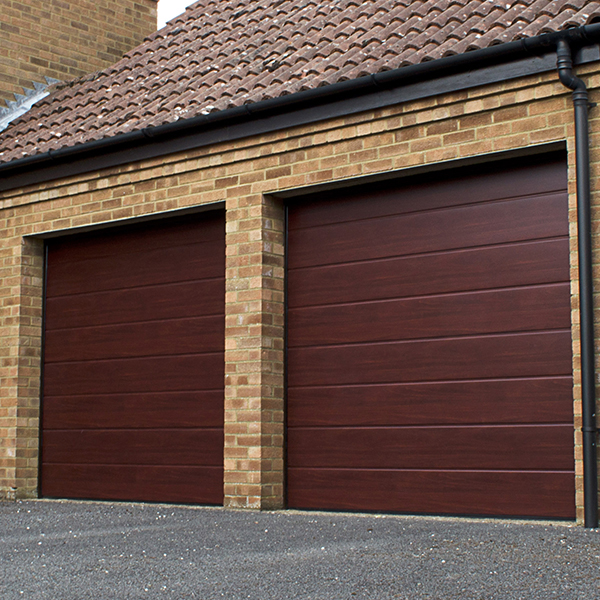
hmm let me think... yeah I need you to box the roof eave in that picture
[1,23,600,188]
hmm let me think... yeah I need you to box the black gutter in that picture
[557,39,599,529]
[1,23,600,181]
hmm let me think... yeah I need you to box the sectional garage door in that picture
[41,211,225,504]
[286,156,575,519]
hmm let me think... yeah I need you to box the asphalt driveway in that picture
[0,500,599,599]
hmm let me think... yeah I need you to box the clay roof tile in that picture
[0,0,598,164]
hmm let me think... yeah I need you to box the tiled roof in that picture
[1,0,599,164]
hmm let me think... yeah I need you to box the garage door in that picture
[41,211,225,504]
[286,156,575,518]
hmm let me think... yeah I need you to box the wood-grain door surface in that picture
[41,211,225,504]
[286,156,575,518]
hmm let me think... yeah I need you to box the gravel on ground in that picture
[0,500,599,599]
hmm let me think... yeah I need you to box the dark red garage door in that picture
[41,211,224,504]
[286,156,575,519]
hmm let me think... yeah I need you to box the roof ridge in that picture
[0,77,60,133]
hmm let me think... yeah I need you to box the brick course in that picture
[0,0,156,106]
[0,64,598,523]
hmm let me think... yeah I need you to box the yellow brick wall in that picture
[0,0,157,106]
[0,63,598,522]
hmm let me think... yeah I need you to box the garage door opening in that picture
[286,154,575,519]
[40,210,225,504]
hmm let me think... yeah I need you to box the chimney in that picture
[0,0,158,109]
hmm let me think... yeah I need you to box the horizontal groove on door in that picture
[286,155,574,519]
[42,210,225,505]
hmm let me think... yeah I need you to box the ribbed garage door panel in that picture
[41,466,223,505]
[288,379,573,426]
[288,470,576,517]
[286,157,575,518]
[288,194,567,268]
[42,391,223,429]
[41,211,225,504]
[288,331,572,385]
[289,239,569,307]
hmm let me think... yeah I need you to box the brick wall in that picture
[0,63,598,522]
[0,0,157,106]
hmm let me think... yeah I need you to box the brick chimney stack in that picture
[0,0,158,108]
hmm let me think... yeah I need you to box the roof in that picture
[1,0,599,165]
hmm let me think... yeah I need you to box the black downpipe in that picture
[557,39,599,529]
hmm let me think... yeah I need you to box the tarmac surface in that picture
[0,500,599,599]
